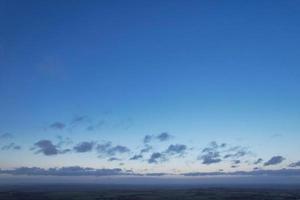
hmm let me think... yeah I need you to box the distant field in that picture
[0,185,300,200]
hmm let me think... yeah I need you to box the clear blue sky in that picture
[0,0,300,183]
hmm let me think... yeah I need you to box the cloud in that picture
[181,169,300,177]
[1,142,21,150]
[198,141,225,165]
[223,148,250,159]
[2,167,300,177]
[143,135,152,144]
[140,145,152,154]
[49,122,66,130]
[0,133,13,139]
[71,115,89,125]
[254,158,263,165]
[107,157,121,162]
[56,136,73,147]
[289,161,300,168]
[165,144,187,156]
[143,132,172,144]
[157,132,171,142]
[232,160,241,164]
[0,166,130,176]
[86,120,105,131]
[97,142,130,157]
[199,151,222,165]
[73,141,95,153]
[264,156,285,166]
[148,152,165,164]
[130,154,143,160]
[33,140,59,155]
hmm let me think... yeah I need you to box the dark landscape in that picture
[1,185,300,200]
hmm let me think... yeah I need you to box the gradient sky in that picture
[1,0,300,183]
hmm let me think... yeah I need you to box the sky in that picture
[0,0,300,184]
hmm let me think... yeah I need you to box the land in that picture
[0,184,300,200]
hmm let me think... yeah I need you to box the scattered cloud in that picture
[0,133,13,139]
[232,160,241,165]
[157,132,171,142]
[32,140,69,156]
[97,142,130,157]
[254,158,263,165]
[143,135,152,144]
[140,145,152,154]
[148,152,166,164]
[71,115,89,125]
[165,144,187,156]
[264,156,285,166]
[1,142,21,150]
[130,154,143,160]
[223,148,250,159]
[73,141,95,153]
[33,140,59,155]
[198,141,225,165]
[289,161,300,168]
[107,157,121,162]
[143,132,172,144]
[199,151,222,165]
[49,122,66,130]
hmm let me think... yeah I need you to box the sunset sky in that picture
[1,0,300,183]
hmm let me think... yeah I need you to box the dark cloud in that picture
[0,133,13,139]
[49,122,66,130]
[289,161,300,168]
[198,141,225,165]
[97,142,130,157]
[130,154,143,160]
[1,142,21,150]
[254,158,263,165]
[73,141,95,153]
[148,152,165,164]
[182,169,300,177]
[199,151,222,165]
[33,140,59,155]
[0,166,130,176]
[108,157,121,162]
[233,160,241,164]
[165,144,187,156]
[157,132,171,142]
[264,156,285,166]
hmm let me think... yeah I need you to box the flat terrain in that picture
[0,185,300,200]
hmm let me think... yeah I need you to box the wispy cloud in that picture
[0,133,13,139]
[49,122,66,130]
[289,161,300,168]
[1,142,21,151]
[97,142,130,157]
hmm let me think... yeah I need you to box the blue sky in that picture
[1,0,300,183]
